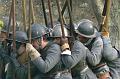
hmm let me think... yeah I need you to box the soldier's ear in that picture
[23,43,26,47]
[42,35,48,41]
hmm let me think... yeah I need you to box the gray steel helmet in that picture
[1,16,20,34]
[30,23,47,39]
[9,31,28,43]
[52,24,70,38]
[65,23,78,30]
[47,21,60,28]
[75,19,96,38]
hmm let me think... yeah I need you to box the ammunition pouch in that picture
[54,69,71,79]
[92,64,111,79]
[45,69,71,79]
[72,60,88,77]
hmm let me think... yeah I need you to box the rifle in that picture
[41,0,48,27]
[99,0,111,34]
[12,0,16,54]
[70,0,72,11]
[56,0,71,52]
[57,0,67,24]
[28,0,32,79]
[12,0,16,79]
[56,0,65,38]
[22,0,27,32]
[30,0,35,24]
[28,0,32,43]
[7,4,13,39]
[66,0,75,47]
[6,0,13,56]
[48,0,54,28]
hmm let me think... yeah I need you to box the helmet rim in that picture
[75,28,96,38]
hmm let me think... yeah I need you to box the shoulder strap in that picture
[113,46,120,53]
[86,38,96,51]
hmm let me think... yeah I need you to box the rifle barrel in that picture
[22,0,27,32]
[28,0,32,43]
[7,2,13,39]
[48,0,54,28]
[12,0,16,52]
[57,0,67,24]
[56,0,65,37]
[41,0,48,27]
[31,0,35,24]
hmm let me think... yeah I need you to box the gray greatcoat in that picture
[86,36,111,78]
[102,36,120,79]
[62,40,97,79]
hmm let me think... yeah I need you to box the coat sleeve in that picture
[86,37,103,66]
[32,44,61,73]
[6,63,14,79]
[102,36,119,61]
[62,40,86,69]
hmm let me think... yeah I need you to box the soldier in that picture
[56,23,97,79]
[0,16,20,49]
[25,23,61,79]
[0,17,20,79]
[101,26,120,79]
[75,19,111,79]
[0,19,12,79]
[0,20,5,79]
[51,23,73,79]
[6,31,29,79]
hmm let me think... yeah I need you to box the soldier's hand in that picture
[60,38,70,51]
[26,43,41,61]
[101,32,109,37]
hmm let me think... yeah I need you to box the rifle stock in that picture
[100,0,111,34]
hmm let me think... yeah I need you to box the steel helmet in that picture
[9,31,28,43]
[29,23,47,40]
[75,19,96,38]
[52,24,70,38]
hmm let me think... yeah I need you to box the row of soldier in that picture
[0,17,120,79]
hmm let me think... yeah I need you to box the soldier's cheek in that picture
[33,43,40,50]
[17,45,26,55]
